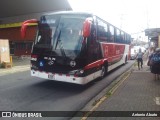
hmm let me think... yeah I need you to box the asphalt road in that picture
[0,60,134,120]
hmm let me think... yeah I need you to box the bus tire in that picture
[124,56,127,64]
[100,64,107,78]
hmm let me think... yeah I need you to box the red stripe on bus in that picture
[84,59,104,70]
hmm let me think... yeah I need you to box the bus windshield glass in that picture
[35,14,88,53]
[35,15,58,47]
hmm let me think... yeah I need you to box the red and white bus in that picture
[21,11,131,85]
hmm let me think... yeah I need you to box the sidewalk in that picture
[83,54,160,119]
[0,56,30,76]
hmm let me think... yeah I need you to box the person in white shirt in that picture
[137,48,144,70]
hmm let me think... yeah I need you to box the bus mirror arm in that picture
[83,18,92,37]
[21,23,29,39]
[21,19,38,39]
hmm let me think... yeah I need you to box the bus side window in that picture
[121,31,124,43]
[124,33,127,44]
[97,18,108,42]
[109,25,114,42]
[125,34,131,44]
[127,34,131,44]
[125,34,128,44]
[116,29,120,43]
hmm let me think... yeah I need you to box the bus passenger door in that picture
[101,43,114,65]
[87,31,101,63]
[113,44,125,63]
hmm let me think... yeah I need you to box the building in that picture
[145,28,160,48]
[0,0,72,56]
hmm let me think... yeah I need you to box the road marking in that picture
[155,97,160,105]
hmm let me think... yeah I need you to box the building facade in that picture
[0,0,72,56]
[145,28,160,48]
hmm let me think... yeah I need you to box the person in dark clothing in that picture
[150,48,160,74]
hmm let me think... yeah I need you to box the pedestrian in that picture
[147,47,155,67]
[136,48,143,70]
[149,48,160,80]
[148,47,155,58]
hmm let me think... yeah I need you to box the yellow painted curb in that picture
[81,69,132,120]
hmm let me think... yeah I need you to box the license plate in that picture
[48,74,55,79]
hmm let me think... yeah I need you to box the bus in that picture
[21,11,131,85]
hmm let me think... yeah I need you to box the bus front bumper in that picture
[31,69,101,85]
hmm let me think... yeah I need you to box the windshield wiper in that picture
[54,30,67,58]
[54,30,61,50]
[56,39,67,58]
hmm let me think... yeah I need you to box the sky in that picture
[68,0,160,37]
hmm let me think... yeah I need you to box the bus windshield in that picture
[35,15,58,47]
[34,14,88,57]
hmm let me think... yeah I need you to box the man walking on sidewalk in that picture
[136,48,144,70]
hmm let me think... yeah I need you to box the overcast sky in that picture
[68,0,160,35]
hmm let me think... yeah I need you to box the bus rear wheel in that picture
[100,65,106,78]
[125,56,127,64]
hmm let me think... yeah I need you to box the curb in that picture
[79,65,134,120]
[0,65,30,76]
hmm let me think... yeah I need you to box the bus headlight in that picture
[69,70,77,75]
[69,69,84,75]
[75,69,84,76]
[79,70,84,74]
[31,64,38,70]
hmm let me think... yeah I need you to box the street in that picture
[0,61,134,120]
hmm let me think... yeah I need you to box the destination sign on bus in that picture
[41,19,56,24]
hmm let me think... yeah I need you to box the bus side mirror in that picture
[83,18,92,37]
[21,19,38,38]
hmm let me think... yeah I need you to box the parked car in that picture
[130,48,137,60]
